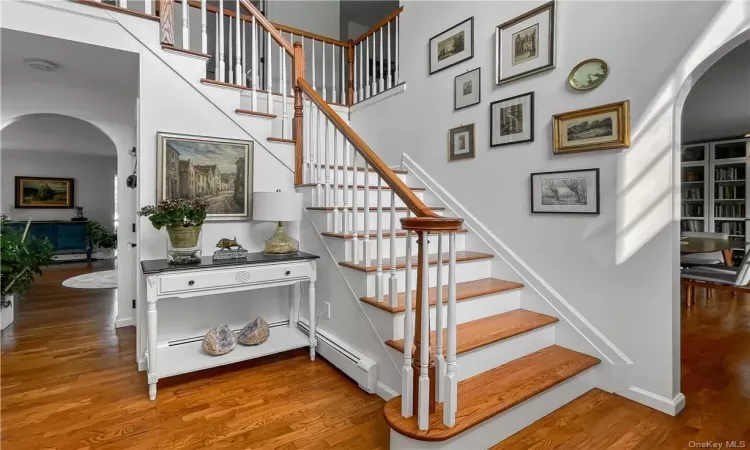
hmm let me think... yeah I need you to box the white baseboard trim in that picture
[620,386,686,416]
[115,317,134,328]
[350,83,406,114]
[377,381,399,401]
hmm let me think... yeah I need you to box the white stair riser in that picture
[300,187,424,209]
[325,233,467,262]
[385,324,555,382]
[345,259,492,298]
[365,290,521,341]
[309,210,446,233]
[304,169,406,186]
[388,367,597,449]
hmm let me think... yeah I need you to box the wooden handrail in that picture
[235,0,294,56]
[352,6,403,45]
[272,23,348,47]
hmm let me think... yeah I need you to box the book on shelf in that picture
[717,221,745,236]
[714,203,746,218]
[714,166,745,181]
[715,184,744,199]
[681,203,704,217]
[681,219,704,232]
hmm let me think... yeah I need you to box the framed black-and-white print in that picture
[448,124,476,161]
[454,68,480,110]
[530,168,600,214]
[495,1,555,85]
[429,17,474,75]
[490,91,534,147]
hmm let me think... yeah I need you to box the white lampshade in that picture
[253,191,302,222]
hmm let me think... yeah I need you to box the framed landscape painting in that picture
[490,91,534,147]
[157,132,253,220]
[15,176,75,209]
[429,17,474,75]
[552,100,630,154]
[530,168,599,214]
[495,1,555,84]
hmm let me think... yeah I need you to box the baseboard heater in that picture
[297,319,378,394]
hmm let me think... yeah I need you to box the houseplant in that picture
[85,221,117,257]
[138,198,208,264]
[0,219,54,328]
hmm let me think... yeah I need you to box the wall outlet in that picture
[324,302,331,319]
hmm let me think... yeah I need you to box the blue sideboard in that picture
[4,221,92,261]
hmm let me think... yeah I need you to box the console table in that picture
[140,251,319,401]
[3,220,91,261]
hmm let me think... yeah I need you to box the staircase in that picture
[75,0,603,447]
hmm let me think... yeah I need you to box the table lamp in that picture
[253,190,303,254]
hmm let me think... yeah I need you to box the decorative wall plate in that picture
[568,58,609,91]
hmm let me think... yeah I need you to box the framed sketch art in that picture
[429,17,474,75]
[448,124,476,161]
[530,168,600,214]
[14,176,75,209]
[157,132,254,220]
[552,100,630,154]
[490,91,534,147]
[454,68,480,110]
[495,1,555,85]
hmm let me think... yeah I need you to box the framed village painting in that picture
[490,91,534,147]
[495,1,556,84]
[530,168,600,214]
[15,176,75,209]
[448,124,476,161]
[429,17,474,75]
[454,68,481,110]
[552,100,630,154]
[157,132,253,220]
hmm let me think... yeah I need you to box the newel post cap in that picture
[400,216,463,232]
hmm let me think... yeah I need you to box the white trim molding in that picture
[350,83,407,114]
[622,387,686,416]
[377,381,399,401]
[115,316,135,328]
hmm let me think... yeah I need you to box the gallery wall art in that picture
[429,17,474,75]
[14,176,75,209]
[552,100,630,154]
[448,124,476,161]
[156,132,253,220]
[568,58,609,91]
[490,91,534,147]
[530,168,600,214]
[495,1,556,84]
[454,68,481,110]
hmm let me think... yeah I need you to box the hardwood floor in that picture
[1,261,388,449]
[3,264,749,449]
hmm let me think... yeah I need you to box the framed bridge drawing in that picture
[156,132,253,220]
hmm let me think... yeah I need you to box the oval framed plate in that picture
[568,58,609,91]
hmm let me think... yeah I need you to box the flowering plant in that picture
[137,198,209,230]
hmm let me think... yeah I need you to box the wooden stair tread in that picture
[307,206,445,212]
[235,108,277,119]
[384,345,600,441]
[384,309,557,355]
[161,44,211,59]
[200,78,245,90]
[296,183,425,191]
[340,251,493,273]
[268,137,296,144]
[312,164,408,174]
[360,278,523,313]
[322,228,468,240]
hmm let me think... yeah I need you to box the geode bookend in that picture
[202,324,237,356]
[237,317,270,346]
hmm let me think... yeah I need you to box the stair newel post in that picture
[159,0,174,46]
[388,190,398,308]
[333,128,340,232]
[401,218,414,418]
[351,151,359,264]
[443,231,458,427]
[266,31,273,113]
[435,232,444,403]
[218,0,224,82]
[363,163,371,267]
[200,0,207,54]
[415,231,434,430]
[348,40,356,105]
[342,141,350,235]
[375,177,384,303]
[181,0,189,49]
[293,41,304,186]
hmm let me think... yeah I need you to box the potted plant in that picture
[85,221,117,259]
[0,219,54,329]
[138,198,208,264]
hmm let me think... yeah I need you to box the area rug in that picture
[62,270,117,289]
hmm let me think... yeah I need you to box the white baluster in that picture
[316,106,323,207]
[214,12,219,80]
[376,177,384,303]
[235,1,241,84]
[181,0,189,49]
[365,36,370,99]
[395,16,400,84]
[401,220,414,418]
[343,140,350,235]
[324,121,331,210]
[312,39,317,94]
[200,0,207,54]
[118,0,126,8]
[144,0,152,15]
[389,191,397,308]
[332,44,337,104]
[333,128,340,232]
[251,16,258,108]
[379,27,384,93]
[443,232,458,427]
[228,19,233,83]
[418,232,430,431]
[266,31,273,113]
[372,32,377,95]
[353,43,359,103]
[363,164,371,266]
[241,20,246,87]
[358,43,364,101]
[289,33,295,95]
[435,234,444,403]
[351,151,359,263]
[387,20,392,89]
[218,0,225,82]
[340,46,345,104]
[322,42,327,102]
[281,43,287,138]
[304,97,311,184]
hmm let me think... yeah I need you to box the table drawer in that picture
[158,262,310,295]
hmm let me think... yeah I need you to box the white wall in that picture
[682,41,750,142]
[1,150,117,225]
[350,0,750,411]
[266,0,341,40]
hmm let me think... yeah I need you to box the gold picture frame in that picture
[552,100,630,154]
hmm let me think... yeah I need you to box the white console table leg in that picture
[308,261,317,361]
[146,275,159,401]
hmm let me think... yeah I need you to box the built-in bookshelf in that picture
[682,137,750,263]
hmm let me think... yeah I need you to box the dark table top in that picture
[141,251,320,274]
[680,237,749,253]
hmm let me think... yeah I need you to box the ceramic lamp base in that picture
[263,222,299,254]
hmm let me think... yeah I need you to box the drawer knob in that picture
[285,271,291,276]
[188,280,195,286]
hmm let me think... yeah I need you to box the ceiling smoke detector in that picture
[24,59,60,72]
